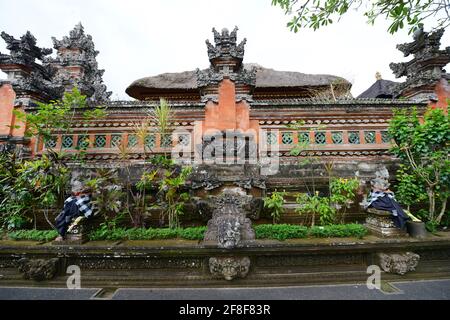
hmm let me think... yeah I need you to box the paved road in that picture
[0,279,449,300]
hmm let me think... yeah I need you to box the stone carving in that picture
[45,23,111,102]
[0,31,52,66]
[371,166,390,190]
[209,26,245,60]
[190,169,222,191]
[204,188,255,249]
[389,27,450,98]
[0,31,63,101]
[235,94,254,103]
[217,216,242,249]
[17,257,60,281]
[377,252,420,275]
[365,208,408,237]
[196,66,224,88]
[209,256,251,280]
[0,24,110,103]
[234,175,266,190]
[197,27,256,90]
[234,66,257,87]
[199,131,257,163]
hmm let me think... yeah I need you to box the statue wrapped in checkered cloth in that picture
[55,181,94,241]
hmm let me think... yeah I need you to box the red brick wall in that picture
[0,83,16,136]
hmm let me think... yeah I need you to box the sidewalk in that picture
[0,279,449,300]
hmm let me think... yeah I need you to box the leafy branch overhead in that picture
[271,0,450,34]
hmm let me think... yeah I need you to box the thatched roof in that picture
[357,79,399,99]
[126,64,350,99]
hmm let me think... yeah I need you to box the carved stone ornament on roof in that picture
[46,23,112,102]
[197,27,255,90]
[196,67,223,88]
[13,71,64,98]
[234,66,257,86]
[0,31,52,66]
[389,27,450,97]
[208,26,246,61]
[51,23,97,53]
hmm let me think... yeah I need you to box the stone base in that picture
[365,223,408,238]
[52,219,89,245]
[365,208,408,238]
[2,235,450,287]
[53,233,88,245]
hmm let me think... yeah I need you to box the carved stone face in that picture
[378,252,420,275]
[218,218,241,249]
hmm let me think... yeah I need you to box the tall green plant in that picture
[263,190,286,224]
[389,107,450,224]
[296,192,335,226]
[0,152,70,230]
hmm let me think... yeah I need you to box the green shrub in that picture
[254,224,308,241]
[308,224,367,239]
[8,229,58,242]
[179,226,207,240]
[6,224,367,242]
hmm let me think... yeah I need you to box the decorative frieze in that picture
[17,257,60,281]
[377,252,420,275]
[209,256,251,281]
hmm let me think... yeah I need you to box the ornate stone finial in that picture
[206,26,246,61]
[0,31,63,102]
[197,26,255,89]
[0,31,52,66]
[46,23,111,102]
[389,27,450,99]
[375,72,382,80]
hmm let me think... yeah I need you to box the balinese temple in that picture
[0,24,449,187]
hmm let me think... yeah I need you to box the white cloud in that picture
[1,0,449,100]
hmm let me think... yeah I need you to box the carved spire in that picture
[0,31,52,66]
[0,31,62,103]
[389,27,450,100]
[196,26,256,90]
[207,26,246,62]
[46,23,111,102]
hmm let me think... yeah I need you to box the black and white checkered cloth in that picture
[64,195,93,218]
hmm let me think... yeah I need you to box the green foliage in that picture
[86,224,366,241]
[263,190,286,223]
[157,164,192,229]
[272,0,449,35]
[8,229,58,242]
[296,192,335,226]
[88,226,207,241]
[308,224,367,238]
[84,169,124,220]
[254,224,308,240]
[179,226,208,240]
[151,98,172,137]
[330,177,359,222]
[13,88,90,142]
[82,106,107,120]
[0,152,70,230]
[394,164,428,209]
[389,107,450,224]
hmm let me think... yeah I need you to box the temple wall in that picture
[0,82,16,137]
[429,78,450,113]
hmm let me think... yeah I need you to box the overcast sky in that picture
[1,0,449,100]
